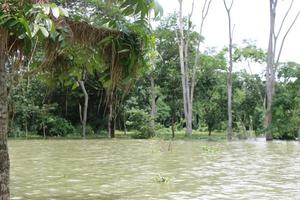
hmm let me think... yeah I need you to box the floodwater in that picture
[9,139,300,200]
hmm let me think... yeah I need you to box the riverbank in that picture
[8,130,251,141]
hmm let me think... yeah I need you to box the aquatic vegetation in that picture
[153,174,170,183]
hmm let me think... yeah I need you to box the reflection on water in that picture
[9,139,300,200]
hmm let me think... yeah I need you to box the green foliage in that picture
[272,63,300,139]
[0,1,68,53]
[195,52,227,134]
[8,78,77,137]
[233,42,266,63]
[4,1,299,141]
[44,115,76,137]
[233,71,265,133]
[125,108,152,138]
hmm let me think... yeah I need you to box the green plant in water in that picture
[200,145,220,153]
[154,174,170,183]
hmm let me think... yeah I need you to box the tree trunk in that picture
[43,124,46,139]
[224,0,234,141]
[171,111,176,139]
[25,121,28,139]
[150,75,156,136]
[249,115,253,132]
[227,79,233,140]
[265,0,276,141]
[264,0,300,140]
[123,114,127,135]
[0,27,10,200]
[78,80,88,139]
[171,92,176,139]
[178,0,192,136]
[65,88,68,117]
[190,0,212,135]
[240,120,247,139]
[108,90,115,138]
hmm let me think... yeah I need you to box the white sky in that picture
[158,0,300,73]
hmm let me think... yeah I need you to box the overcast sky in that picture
[158,0,300,73]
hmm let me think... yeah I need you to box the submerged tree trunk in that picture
[0,27,10,200]
[224,0,234,141]
[150,75,156,136]
[178,0,192,136]
[171,110,176,139]
[43,124,46,139]
[108,90,115,138]
[177,0,212,136]
[78,80,88,139]
[65,88,68,117]
[108,103,115,138]
[25,121,28,139]
[171,92,176,139]
[265,0,300,141]
[265,0,276,141]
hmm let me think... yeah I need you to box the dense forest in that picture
[2,0,299,141]
[1,0,300,198]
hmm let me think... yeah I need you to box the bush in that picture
[8,126,25,138]
[44,116,75,137]
[155,127,172,135]
[126,108,152,138]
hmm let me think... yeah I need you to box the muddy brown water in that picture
[9,139,300,199]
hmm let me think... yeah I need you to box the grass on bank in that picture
[8,128,244,141]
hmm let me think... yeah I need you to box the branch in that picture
[275,0,294,40]
[188,0,195,26]
[232,24,236,41]
[223,0,234,12]
[202,0,213,20]
[186,0,195,42]
[190,0,213,95]
[199,0,213,35]
[276,10,300,64]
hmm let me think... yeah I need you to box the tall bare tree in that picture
[224,0,234,140]
[190,0,212,106]
[148,14,158,136]
[178,0,192,135]
[265,0,300,140]
[178,0,212,136]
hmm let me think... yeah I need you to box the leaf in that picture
[153,0,163,17]
[118,49,130,53]
[18,33,27,40]
[8,18,19,28]
[0,15,11,25]
[46,19,55,33]
[123,7,134,16]
[71,83,79,90]
[32,23,40,37]
[39,26,49,38]
[18,17,32,38]
[51,4,60,19]
[42,4,51,15]
[58,34,64,42]
[99,36,113,46]
[86,64,94,74]
[59,7,69,17]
